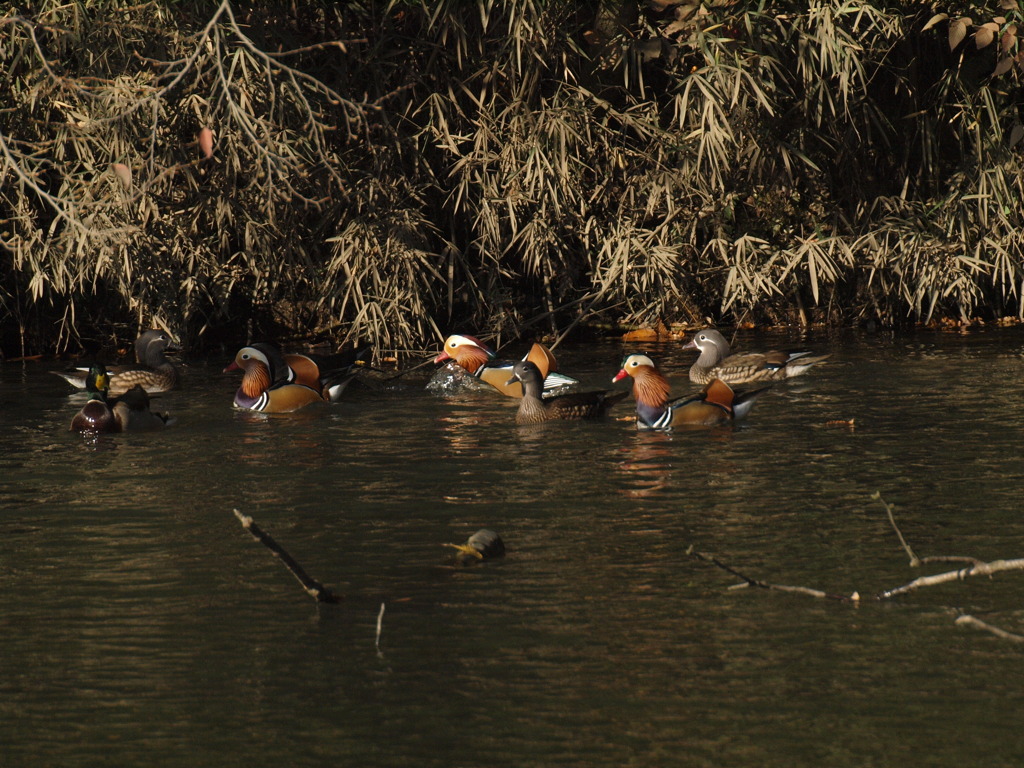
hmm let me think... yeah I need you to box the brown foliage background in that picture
[2,0,1023,356]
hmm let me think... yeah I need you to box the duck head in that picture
[613,354,671,409]
[434,335,496,374]
[224,344,294,398]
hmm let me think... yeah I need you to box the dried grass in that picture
[2,1,1023,357]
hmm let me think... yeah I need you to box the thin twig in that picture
[233,509,341,604]
[375,602,386,654]
[872,491,919,567]
[686,546,858,602]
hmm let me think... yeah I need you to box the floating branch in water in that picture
[233,509,341,604]
[877,558,1024,600]
[685,546,858,603]
[955,614,1024,643]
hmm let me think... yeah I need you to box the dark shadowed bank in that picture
[2,1,1022,358]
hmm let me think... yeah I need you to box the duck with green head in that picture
[70,364,170,433]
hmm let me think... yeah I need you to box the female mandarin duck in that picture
[224,342,370,413]
[70,364,170,433]
[681,329,829,386]
[612,354,767,430]
[54,329,181,395]
[434,334,578,398]
[506,361,627,425]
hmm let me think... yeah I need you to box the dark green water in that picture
[2,328,1024,767]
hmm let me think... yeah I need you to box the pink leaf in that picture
[111,163,132,190]
[198,127,214,159]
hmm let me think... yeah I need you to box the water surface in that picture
[2,327,1024,766]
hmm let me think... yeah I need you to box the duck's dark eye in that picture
[242,353,250,360]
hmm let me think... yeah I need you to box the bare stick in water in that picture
[233,509,341,604]
[877,558,1024,600]
[686,546,858,603]
[955,614,1024,643]
[873,491,920,567]
[375,602,385,654]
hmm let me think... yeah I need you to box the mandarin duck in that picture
[54,329,181,395]
[434,334,578,398]
[612,354,767,430]
[681,329,830,386]
[506,361,627,425]
[70,364,170,433]
[224,342,370,413]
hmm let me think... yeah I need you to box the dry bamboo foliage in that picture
[2,1,1024,355]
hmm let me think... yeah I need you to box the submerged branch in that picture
[233,508,342,604]
[686,546,858,603]
[955,615,1024,643]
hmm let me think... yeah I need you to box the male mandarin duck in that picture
[224,342,371,413]
[681,329,830,386]
[505,360,627,425]
[54,329,181,395]
[612,354,767,430]
[70,364,170,433]
[434,334,579,398]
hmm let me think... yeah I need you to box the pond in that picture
[2,326,1024,767]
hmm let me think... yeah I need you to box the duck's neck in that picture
[633,368,670,409]
[456,346,492,375]
[692,343,724,372]
[241,362,272,398]
[516,394,549,424]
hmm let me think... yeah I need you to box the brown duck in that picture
[55,329,181,395]
[681,329,829,386]
[505,361,627,425]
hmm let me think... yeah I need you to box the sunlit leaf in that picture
[1000,28,1017,53]
[975,22,999,49]
[922,13,948,32]
[949,17,971,50]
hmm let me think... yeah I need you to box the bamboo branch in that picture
[233,509,341,604]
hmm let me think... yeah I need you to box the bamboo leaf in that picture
[922,13,948,32]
